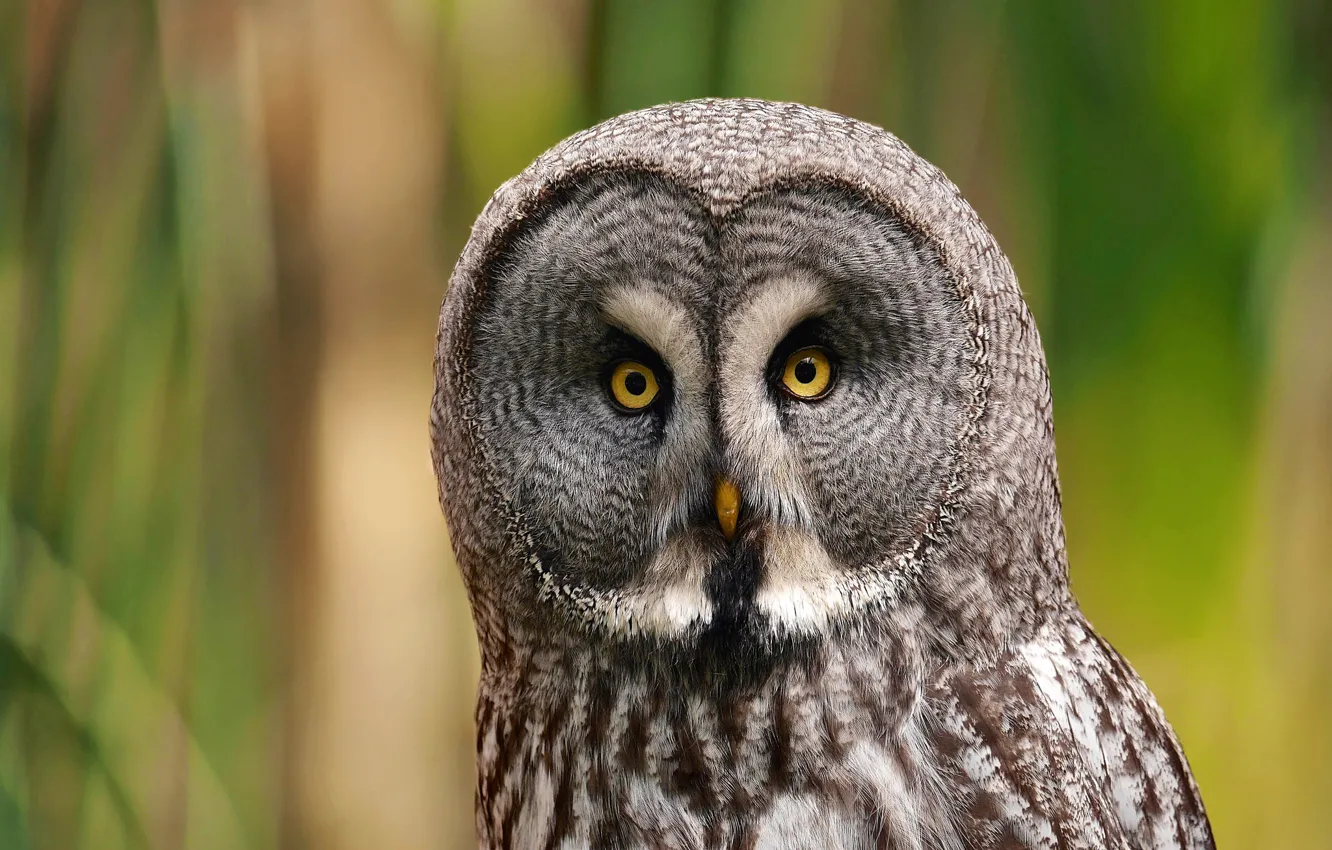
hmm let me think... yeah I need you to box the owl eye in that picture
[780,347,834,400]
[607,360,660,411]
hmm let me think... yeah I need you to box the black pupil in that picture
[624,370,648,396]
[794,358,818,384]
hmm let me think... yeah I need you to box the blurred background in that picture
[2,0,1329,847]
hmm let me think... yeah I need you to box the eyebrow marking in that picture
[601,284,714,547]
[601,284,707,395]
[717,276,830,526]
[723,276,830,379]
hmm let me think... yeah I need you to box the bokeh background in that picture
[2,0,1330,847]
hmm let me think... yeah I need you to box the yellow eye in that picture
[780,347,834,399]
[608,360,660,410]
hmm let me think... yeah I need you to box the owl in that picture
[430,99,1214,850]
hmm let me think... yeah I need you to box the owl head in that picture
[432,100,1068,668]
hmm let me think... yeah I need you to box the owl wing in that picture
[926,617,1215,850]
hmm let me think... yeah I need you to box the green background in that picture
[2,0,1330,847]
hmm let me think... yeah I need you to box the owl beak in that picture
[714,477,741,541]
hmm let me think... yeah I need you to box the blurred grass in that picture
[3,0,1331,848]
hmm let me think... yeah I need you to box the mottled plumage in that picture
[431,99,1213,849]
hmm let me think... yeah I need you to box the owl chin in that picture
[696,521,768,644]
[578,516,857,659]
[699,521,831,635]
[604,522,828,691]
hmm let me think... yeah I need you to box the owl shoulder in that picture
[924,616,1215,850]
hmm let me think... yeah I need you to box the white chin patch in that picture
[597,531,715,638]
[608,583,713,637]
[754,525,848,635]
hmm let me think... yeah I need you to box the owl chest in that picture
[479,707,958,850]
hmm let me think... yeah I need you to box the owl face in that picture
[466,170,974,644]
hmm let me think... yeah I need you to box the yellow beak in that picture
[715,478,741,541]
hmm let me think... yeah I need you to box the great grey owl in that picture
[430,99,1214,850]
